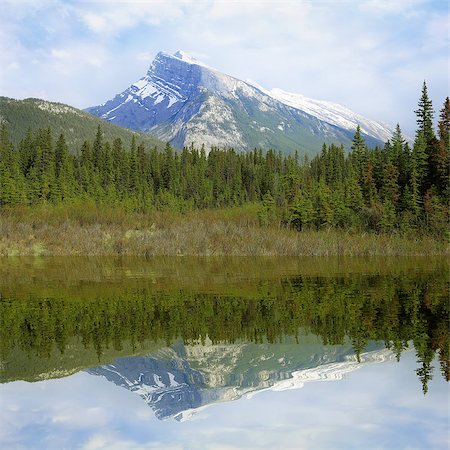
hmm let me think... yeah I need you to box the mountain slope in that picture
[0,96,165,152]
[86,51,394,154]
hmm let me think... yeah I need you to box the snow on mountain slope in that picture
[86,51,394,154]
[268,88,393,143]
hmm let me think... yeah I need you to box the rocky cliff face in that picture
[86,51,393,154]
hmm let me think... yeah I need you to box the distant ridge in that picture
[0,96,165,152]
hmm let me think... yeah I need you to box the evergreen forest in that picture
[1,82,448,237]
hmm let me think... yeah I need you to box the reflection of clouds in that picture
[0,351,448,450]
[81,433,177,450]
[52,407,108,427]
[0,375,155,450]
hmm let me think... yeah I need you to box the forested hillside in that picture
[0,83,448,236]
[0,97,164,152]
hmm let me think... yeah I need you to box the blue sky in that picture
[0,0,448,136]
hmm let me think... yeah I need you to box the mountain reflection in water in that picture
[1,256,448,404]
[87,341,397,421]
[0,257,449,449]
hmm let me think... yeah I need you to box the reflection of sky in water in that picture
[0,351,448,450]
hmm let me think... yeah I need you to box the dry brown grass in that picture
[0,205,448,256]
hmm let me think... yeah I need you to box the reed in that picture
[0,205,447,256]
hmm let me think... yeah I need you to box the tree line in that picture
[0,82,448,235]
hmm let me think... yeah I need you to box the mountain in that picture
[0,96,165,152]
[86,51,394,154]
[87,338,392,421]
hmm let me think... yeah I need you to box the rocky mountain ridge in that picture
[86,51,394,154]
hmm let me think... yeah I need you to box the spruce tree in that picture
[361,158,377,206]
[0,125,26,205]
[92,125,104,170]
[345,165,364,213]
[412,132,428,194]
[415,82,439,188]
[380,200,396,233]
[55,133,76,202]
[381,156,400,205]
[415,81,435,144]
[402,163,421,223]
[350,125,367,180]
[18,128,35,176]
[79,140,94,197]
[289,190,316,231]
[314,179,334,228]
[435,97,450,195]
[258,192,277,226]
[390,124,409,189]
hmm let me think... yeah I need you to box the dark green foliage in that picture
[415,81,435,145]
[1,82,448,237]
[289,190,315,231]
[435,97,450,196]
[0,97,164,152]
[258,192,277,226]
[0,125,26,205]
[1,261,448,394]
[350,124,368,180]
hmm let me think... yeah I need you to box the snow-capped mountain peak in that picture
[86,51,394,153]
[173,50,204,66]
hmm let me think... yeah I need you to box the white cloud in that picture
[76,1,191,35]
[82,13,108,34]
[359,0,426,15]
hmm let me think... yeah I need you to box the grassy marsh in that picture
[1,204,448,256]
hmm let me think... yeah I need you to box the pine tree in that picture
[435,97,450,196]
[381,156,400,205]
[54,133,76,202]
[380,200,396,233]
[18,128,35,176]
[411,132,428,194]
[0,125,26,205]
[289,190,316,231]
[415,81,435,145]
[102,142,116,202]
[415,82,440,189]
[128,140,140,196]
[403,163,421,221]
[361,158,377,205]
[258,192,277,226]
[29,128,56,203]
[345,165,364,212]
[350,125,367,180]
[92,125,104,170]
[390,124,409,189]
[79,140,95,197]
[314,179,334,228]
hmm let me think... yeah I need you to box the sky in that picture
[0,0,448,136]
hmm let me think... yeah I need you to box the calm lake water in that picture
[0,256,448,449]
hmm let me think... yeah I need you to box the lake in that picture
[0,256,448,449]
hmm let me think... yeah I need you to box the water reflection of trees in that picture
[1,272,448,393]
